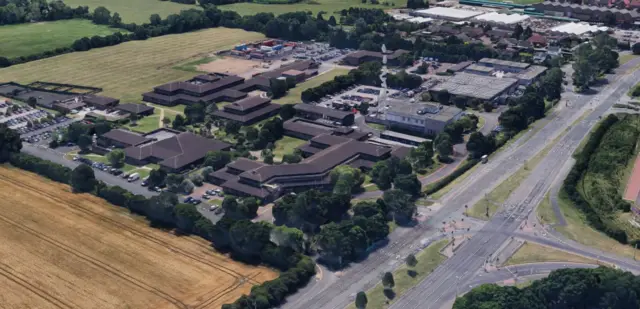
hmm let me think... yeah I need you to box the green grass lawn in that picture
[620,54,638,66]
[345,239,448,309]
[127,112,162,133]
[172,56,218,73]
[506,242,597,266]
[273,136,306,159]
[63,0,198,24]
[0,20,126,58]
[274,68,352,105]
[219,0,400,19]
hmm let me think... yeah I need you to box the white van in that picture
[128,173,140,182]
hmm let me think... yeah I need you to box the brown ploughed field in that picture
[0,166,277,309]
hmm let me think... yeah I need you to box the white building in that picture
[415,7,484,21]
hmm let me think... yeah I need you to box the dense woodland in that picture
[454,267,640,309]
[0,0,89,25]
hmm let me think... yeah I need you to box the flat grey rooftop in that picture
[387,102,462,122]
[430,73,518,100]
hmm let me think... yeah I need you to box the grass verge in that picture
[505,241,598,266]
[0,20,126,59]
[345,239,448,309]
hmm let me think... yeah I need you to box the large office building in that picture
[210,133,409,200]
[98,128,231,172]
[294,104,355,126]
[143,60,319,106]
[429,73,519,102]
[464,59,548,86]
[212,96,281,125]
[385,102,464,136]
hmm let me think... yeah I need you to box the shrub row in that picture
[423,159,479,196]
[8,152,315,309]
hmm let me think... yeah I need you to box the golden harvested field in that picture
[0,166,277,309]
[0,27,265,103]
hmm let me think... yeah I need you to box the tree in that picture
[110,12,122,26]
[172,114,186,129]
[203,151,231,170]
[328,15,337,26]
[270,225,305,252]
[633,43,640,55]
[229,220,272,256]
[71,164,96,193]
[149,13,162,25]
[406,253,417,268]
[408,141,434,170]
[522,26,533,40]
[224,121,241,135]
[282,152,302,164]
[175,202,202,233]
[77,134,92,153]
[383,189,416,224]
[512,24,523,39]
[466,132,495,159]
[147,192,178,225]
[27,96,37,108]
[166,173,185,193]
[280,104,296,120]
[190,173,204,186]
[148,169,167,188]
[201,166,213,181]
[162,117,171,127]
[92,6,111,25]
[382,272,395,290]
[107,149,126,168]
[264,153,274,164]
[393,174,421,197]
[434,90,450,105]
[0,123,21,162]
[355,291,368,309]
[434,133,453,160]
[270,78,289,99]
[181,179,195,194]
[330,165,365,195]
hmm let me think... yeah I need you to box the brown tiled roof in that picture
[284,118,332,138]
[224,96,271,112]
[143,88,247,105]
[102,129,150,147]
[210,168,238,182]
[83,95,119,107]
[124,132,230,170]
[116,103,154,115]
[213,102,281,123]
[240,138,392,182]
[227,158,266,172]
[154,75,245,95]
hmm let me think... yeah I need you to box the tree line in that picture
[563,114,639,245]
[454,267,640,309]
[0,0,89,25]
[572,34,620,92]
[0,123,316,309]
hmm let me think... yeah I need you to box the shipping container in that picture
[284,42,296,47]
[250,53,265,59]
[260,45,273,51]
[234,44,247,51]
[283,46,294,52]
[262,39,276,46]
[272,44,284,51]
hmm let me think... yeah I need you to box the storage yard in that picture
[0,166,277,309]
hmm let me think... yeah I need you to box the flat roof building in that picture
[98,129,152,149]
[385,102,464,136]
[284,117,369,141]
[294,104,355,126]
[473,12,529,25]
[430,73,518,101]
[477,58,530,73]
[549,22,609,35]
[212,96,281,125]
[415,7,484,21]
[464,64,495,76]
[533,1,640,23]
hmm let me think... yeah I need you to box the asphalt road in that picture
[283,60,640,309]
[388,63,640,309]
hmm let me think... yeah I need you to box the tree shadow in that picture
[407,270,417,278]
[383,288,396,300]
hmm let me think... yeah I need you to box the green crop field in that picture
[0,20,126,58]
[0,27,265,103]
[62,0,198,24]
[218,0,400,18]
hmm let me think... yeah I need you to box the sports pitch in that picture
[0,166,277,309]
[0,27,265,103]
